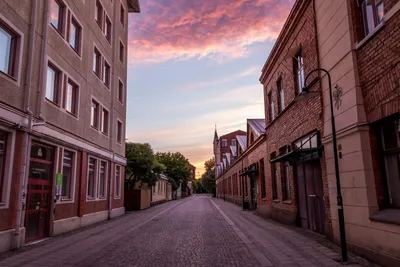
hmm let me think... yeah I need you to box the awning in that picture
[239,163,258,177]
[269,146,323,163]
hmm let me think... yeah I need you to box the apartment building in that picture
[0,0,140,252]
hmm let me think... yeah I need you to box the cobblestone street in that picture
[0,196,376,267]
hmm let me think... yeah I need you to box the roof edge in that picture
[127,0,141,13]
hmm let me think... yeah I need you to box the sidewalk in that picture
[212,198,380,267]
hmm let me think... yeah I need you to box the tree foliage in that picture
[201,157,216,195]
[125,142,164,187]
[155,152,190,190]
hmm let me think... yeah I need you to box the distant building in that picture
[152,174,172,204]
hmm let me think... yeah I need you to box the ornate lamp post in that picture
[297,68,348,263]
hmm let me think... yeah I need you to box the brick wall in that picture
[354,0,400,122]
[259,0,331,230]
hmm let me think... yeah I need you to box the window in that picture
[118,80,124,103]
[115,165,121,198]
[0,23,17,77]
[93,47,101,76]
[120,4,125,27]
[232,139,236,146]
[101,108,109,135]
[62,150,74,199]
[64,80,78,115]
[294,132,319,149]
[280,146,290,200]
[91,100,99,128]
[271,153,279,200]
[381,115,400,207]
[260,159,266,199]
[268,93,275,121]
[87,157,97,198]
[98,161,107,198]
[221,139,228,147]
[277,78,285,112]
[69,17,81,53]
[119,41,124,63]
[158,181,161,194]
[293,49,305,94]
[0,132,6,200]
[46,63,61,104]
[50,0,65,33]
[104,16,111,42]
[103,60,110,88]
[361,0,384,36]
[117,120,123,144]
[95,0,103,28]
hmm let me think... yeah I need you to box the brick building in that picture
[314,0,400,266]
[0,0,140,252]
[215,120,266,210]
[258,0,331,236]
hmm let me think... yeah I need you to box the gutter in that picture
[108,0,118,220]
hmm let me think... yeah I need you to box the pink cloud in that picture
[128,0,295,64]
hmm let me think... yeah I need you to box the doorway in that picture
[296,159,325,234]
[25,143,54,242]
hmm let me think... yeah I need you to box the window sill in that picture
[118,99,123,105]
[0,70,17,82]
[86,197,106,202]
[101,131,109,138]
[114,196,121,199]
[58,198,74,204]
[283,199,292,204]
[370,208,400,226]
[45,98,61,107]
[355,22,385,50]
[69,45,82,58]
[272,199,280,203]
[90,125,99,131]
[50,24,65,38]
[66,110,78,119]
[261,198,267,201]
[0,202,8,209]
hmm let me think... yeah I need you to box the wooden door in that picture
[296,163,309,229]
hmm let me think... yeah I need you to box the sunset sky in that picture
[126,0,295,177]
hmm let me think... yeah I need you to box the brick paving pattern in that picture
[0,195,379,267]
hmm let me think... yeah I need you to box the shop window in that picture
[260,159,266,199]
[87,157,97,198]
[381,115,400,207]
[62,150,74,199]
[98,161,107,198]
[115,165,121,198]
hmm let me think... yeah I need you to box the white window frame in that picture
[101,106,110,136]
[58,147,77,203]
[98,160,108,199]
[221,139,228,147]
[0,127,15,209]
[114,164,122,199]
[87,155,108,201]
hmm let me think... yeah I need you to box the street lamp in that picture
[297,68,348,263]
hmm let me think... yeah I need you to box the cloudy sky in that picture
[126,0,295,177]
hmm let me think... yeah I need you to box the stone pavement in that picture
[0,195,379,267]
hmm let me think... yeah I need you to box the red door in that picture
[25,143,54,242]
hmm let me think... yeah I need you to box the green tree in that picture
[201,157,216,195]
[155,152,191,190]
[125,142,164,187]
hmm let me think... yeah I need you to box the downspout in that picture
[108,1,118,220]
[14,0,38,249]
[37,0,50,124]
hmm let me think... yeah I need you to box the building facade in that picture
[0,0,140,252]
[152,174,172,204]
[314,0,400,266]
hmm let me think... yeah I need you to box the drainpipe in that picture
[37,0,50,123]
[108,1,118,220]
[14,0,38,249]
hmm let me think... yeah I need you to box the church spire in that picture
[214,123,218,140]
